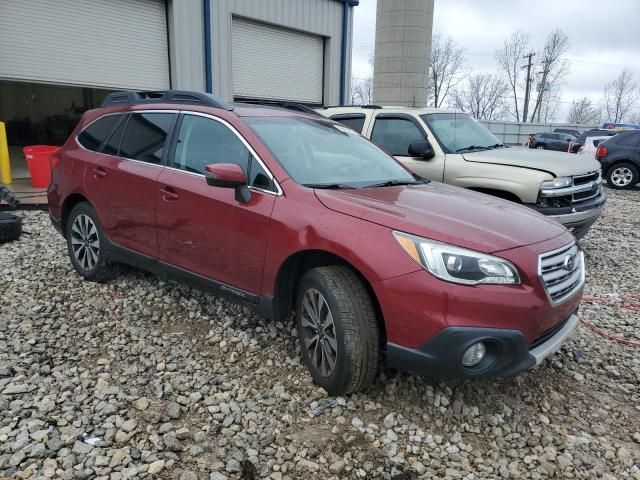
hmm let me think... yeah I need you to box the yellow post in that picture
[0,121,12,185]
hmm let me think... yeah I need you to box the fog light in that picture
[462,342,486,367]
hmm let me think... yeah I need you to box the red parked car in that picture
[48,90,584,394]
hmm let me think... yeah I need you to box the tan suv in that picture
[320,106,605,239]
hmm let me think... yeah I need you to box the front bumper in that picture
[386,313,579,377]
[527,192,605,240]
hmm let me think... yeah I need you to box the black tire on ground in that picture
[0,212,22,244]
[65,202,119,282]
[606,162,639,190]
[295,265,381,395]
[536,144,546,149]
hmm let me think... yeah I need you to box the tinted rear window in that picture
[77,115,121,151]
[331,115,366,133]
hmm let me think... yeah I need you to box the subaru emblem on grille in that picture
[563,254,576,271]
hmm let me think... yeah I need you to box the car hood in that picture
[314,182,566,253]
[463,147,601,177]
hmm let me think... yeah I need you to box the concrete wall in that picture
[479,120,600,145]
[170,0,353,104]
[373,0,434,107]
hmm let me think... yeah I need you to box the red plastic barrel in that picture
[23,146,59,188]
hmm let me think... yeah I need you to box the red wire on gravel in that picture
[579,294,640,348]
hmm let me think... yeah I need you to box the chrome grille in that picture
[571,171,601,204]
[538,243,585,304]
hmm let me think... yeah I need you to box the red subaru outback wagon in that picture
[48,90,584,394]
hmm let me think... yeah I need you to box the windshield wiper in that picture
[363,179,425,188]
[486,143,508,149]
[303,183,354,189]
[454,145,490,153]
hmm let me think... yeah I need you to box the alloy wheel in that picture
[300,288,338,377]
[70,214,100,271]
[611,167,633,187]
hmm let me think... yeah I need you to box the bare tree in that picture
[495,30,530,121]
[351,76,374,105]
[567,97,601,125]
[529,29,570,122]
[604,68,639,123]
[451,73,508,120]
[428,35,466,108]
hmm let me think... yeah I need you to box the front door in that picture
[155,113,277,296]
[83,112,176,258]
[369,114,445,181]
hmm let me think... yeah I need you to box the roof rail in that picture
[101,90,234,110]
[235,100,324,117]
[321,104,382,109]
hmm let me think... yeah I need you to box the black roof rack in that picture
[101,90,234,110]
[235,100,324,117]
[321,104,382,109]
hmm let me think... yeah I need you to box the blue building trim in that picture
[339,0,358,105]
[203,0,213,93]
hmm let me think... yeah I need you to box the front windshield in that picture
[246,117,418,188]
[421,113,503,153]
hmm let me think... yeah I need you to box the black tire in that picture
[536,144,546,150]
[295,266,380,395]
[0,213,22,244]
[65,202,118,282]
[606,162,639,190]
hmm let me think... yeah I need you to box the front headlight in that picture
[393,231,520,285]
[541,176,572,189]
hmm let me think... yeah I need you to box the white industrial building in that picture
[0,0,357,148]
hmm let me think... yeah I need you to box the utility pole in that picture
[521,52,535,123]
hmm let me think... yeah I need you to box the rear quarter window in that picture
[77,115,122,151]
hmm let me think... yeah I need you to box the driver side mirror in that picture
[408,139,435,159]
[204,163,252,203]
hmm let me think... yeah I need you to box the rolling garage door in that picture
[0,0,170,90]
[232,18,324,104]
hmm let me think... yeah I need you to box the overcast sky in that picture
[352,0,640,121]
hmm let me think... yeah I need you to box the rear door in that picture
[369,114,445,181]
[83,111,176,258]
[155,113,277,296]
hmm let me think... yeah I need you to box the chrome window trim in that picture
[537,242,585,305]
[174,111,282,196]
[75,110,179,166]
[75,109,282,196]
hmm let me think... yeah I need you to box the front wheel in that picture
[66,202,118,282]
[606,163,638,189]
[536,144,546,150]
[295,266,380,395]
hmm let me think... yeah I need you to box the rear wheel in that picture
[66,202,118,282]
[606,163,638,189]
[295,266,380,395]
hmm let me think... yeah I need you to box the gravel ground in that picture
[1,188,639,480]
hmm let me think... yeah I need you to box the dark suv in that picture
[596,130,640,189]
[529,132,576,152]
[48,90,584,394]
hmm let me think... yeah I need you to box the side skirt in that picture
[103,237,274,320]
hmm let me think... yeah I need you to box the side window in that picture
[119,113,175,164]
[370,117,425,156]
[331,115,366,134]
[77,115,121,151]
[173,115,250,174]
[103,115,127,156]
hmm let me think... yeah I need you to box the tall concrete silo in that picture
[372,0,434,107]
